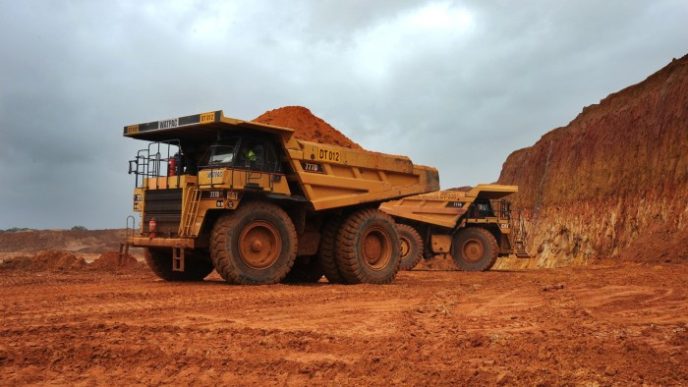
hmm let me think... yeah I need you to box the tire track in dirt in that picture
[1,264,687,385]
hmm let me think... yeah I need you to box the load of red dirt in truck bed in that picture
[253,106,362,149]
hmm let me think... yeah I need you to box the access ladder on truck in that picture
[118,215,136,268]
[178,184,200,237]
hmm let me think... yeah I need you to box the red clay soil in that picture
[1,263,686,385]
[0,249,143,273]
[498,54,688,267]
[0,250,87,272]
[253,106,362,149]
[0,229,125,253]
[416,254,458,271]
[89,251,143,272]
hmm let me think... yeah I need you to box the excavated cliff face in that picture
[497,55,688,268]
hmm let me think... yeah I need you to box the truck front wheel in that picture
[211,202,297,285]
[336,209,401,284]
[451,227,498,271]
[144,248,214,281]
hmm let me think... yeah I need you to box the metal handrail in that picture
[129,140,182,188]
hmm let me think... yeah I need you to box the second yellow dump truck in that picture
[123,110,439,285]
[380,185,529,271]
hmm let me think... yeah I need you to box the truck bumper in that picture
[127,236,195,249]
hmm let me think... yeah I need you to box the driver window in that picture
[239,140,264,168]
[238,139,281,172]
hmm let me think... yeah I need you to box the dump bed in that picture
[124,110,439,211]
[379,184,517,228]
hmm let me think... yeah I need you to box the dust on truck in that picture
[123,110,439,284]
[380,185,529,271]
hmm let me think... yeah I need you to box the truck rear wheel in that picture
[282,256,323,284]
[211,202,297,285]
[451,227,498,271]
[317,217,347,284]
[144,248,214,281]
[336,209,401,284]
[397,224,423,271]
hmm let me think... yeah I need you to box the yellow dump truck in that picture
[380,185,529,271]
[123,110,439,284]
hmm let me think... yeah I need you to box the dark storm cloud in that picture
[0,0,686,229]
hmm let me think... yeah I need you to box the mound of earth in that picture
[253,106,362,149]
[0,229,125,253]
[415,255,458,271]
[0,250,87,272]
[497,54,688,267]
[89,251,143,272]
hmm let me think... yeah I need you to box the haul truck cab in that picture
[123,110,440,285]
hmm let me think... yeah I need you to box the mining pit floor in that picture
[1,263,687,385]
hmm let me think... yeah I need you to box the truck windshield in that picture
[209,146,235,164]
[204,140,239,166]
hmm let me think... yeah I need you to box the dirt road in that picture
[1,263,687,385]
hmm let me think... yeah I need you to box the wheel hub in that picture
[239,221,282,269]
[462,239,485,262]
[400,237,410,258]
[250,240,264,252]
[362,227,392,270]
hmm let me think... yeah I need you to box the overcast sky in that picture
[0,0,686,229]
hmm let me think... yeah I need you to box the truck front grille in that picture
[144,189,182,236]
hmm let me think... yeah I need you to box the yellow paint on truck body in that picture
[380,184,518,255]
[379,184,517,229]
[123,110,439,246]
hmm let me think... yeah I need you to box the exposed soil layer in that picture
[253,106,362,149]
[0,250,144,273]
[1,263,686,385]
[497,54,688,268]
[0,229,125,253]
[0,250,87,272]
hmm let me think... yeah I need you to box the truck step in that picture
[172,248,185,272]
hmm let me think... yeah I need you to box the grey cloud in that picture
[0,0,686,229]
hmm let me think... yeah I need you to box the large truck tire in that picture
[317,217,347,284]
[282,256,323,284]
[335,209,401,284]
[397,224,423,271]
[144,248,214,281]
[451,227,498,271]
[211,201,297,285]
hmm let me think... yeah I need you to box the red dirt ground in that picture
[1,263,686,385]
[253,106,362,149]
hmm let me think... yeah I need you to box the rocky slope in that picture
[497,54,688,267]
